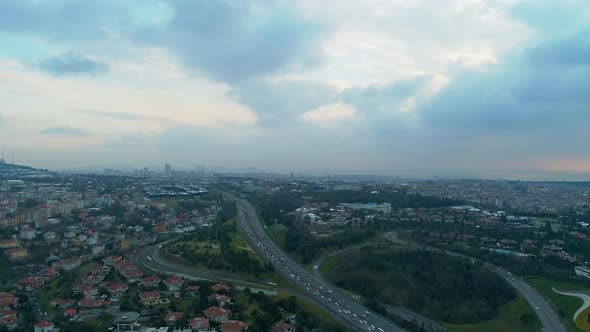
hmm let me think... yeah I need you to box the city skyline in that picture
[1,1,590,179]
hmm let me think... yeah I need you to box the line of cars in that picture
[235,202,395,332]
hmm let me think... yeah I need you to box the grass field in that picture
[526,276,590,332]
[38,262,99,313]
[445,295,541,332]
[576,307,590,332]
[86,314,114,331]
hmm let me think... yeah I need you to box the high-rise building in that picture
[164,163,172,176]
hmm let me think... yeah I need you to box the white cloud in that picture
[300,103,358,125]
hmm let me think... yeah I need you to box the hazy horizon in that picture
[2,1,590,180]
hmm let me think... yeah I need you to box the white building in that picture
[340,202,392,214]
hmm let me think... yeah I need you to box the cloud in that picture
[40,126,90,136]
[420,30,590,136]
[0,1,138,41]
[38,52,108,76]
[230,78,339,126]
[75,110,163,122]
[137,1,325,83]
[301,103,357,124]
[342,76,431,113]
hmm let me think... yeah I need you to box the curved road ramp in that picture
[553,287,590,323]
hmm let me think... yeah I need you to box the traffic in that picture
[232,197,404,332]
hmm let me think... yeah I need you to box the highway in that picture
[384,232,568,332]
[229,194,406,332]
[492,266,568,332]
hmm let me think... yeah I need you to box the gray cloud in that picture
[342,76,430,113]
[230,79,339,126]
[0,1,135,41]
[420,26,590,137]
[137,1,325,83]
[40,126,90,136]
[38,52,108,76]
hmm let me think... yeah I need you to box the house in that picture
[41,268,60,282]
[272,321,296,332]
[34,321,54,332]
[0,293,18,309]
[61,257,82,271]
[19,276,44,291]
[185,285,201,297]
[103,255,122,266]
[188,317,211,332]
[139,290,161,306]
[211,284,231,292]
[113,260,136,273]
[113,311,141,331]
[220,320,249,332]
[72,284,98,298]
[164,312,184,326]
[121,269,143,283]
[140,276,161,288]
[90,265,111,275]
[106,283,129,298]
[64,308,77,318]
[0,315,17,330]
[208,294,231,306]
[78,299,111,314]
[163,276,184,292]
[50,298,76,309]
[0,309,16,320]
[204,306,231,323]
[81,274,105,285]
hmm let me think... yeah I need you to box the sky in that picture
[1,0,590,179]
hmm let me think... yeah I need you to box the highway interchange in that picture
[231,195,406,332]
[135,193,568,332]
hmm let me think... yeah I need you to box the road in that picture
[134,244,277,295]
[384,232,568,332]
[228,193,406,332]
[312,244,448,332]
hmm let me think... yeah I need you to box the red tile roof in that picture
[164,311,184,322]
[220,320,249,331]
[141,276,161,285]
[106,282,128,293]
[78,299,111,308]
[139,290,160,301]
[189,317,210,329]
[35,321,54,328]
[204,306,231,318]
[164,276,183,285]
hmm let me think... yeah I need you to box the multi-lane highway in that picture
[230,194,406,332]
[492,266,568,332]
